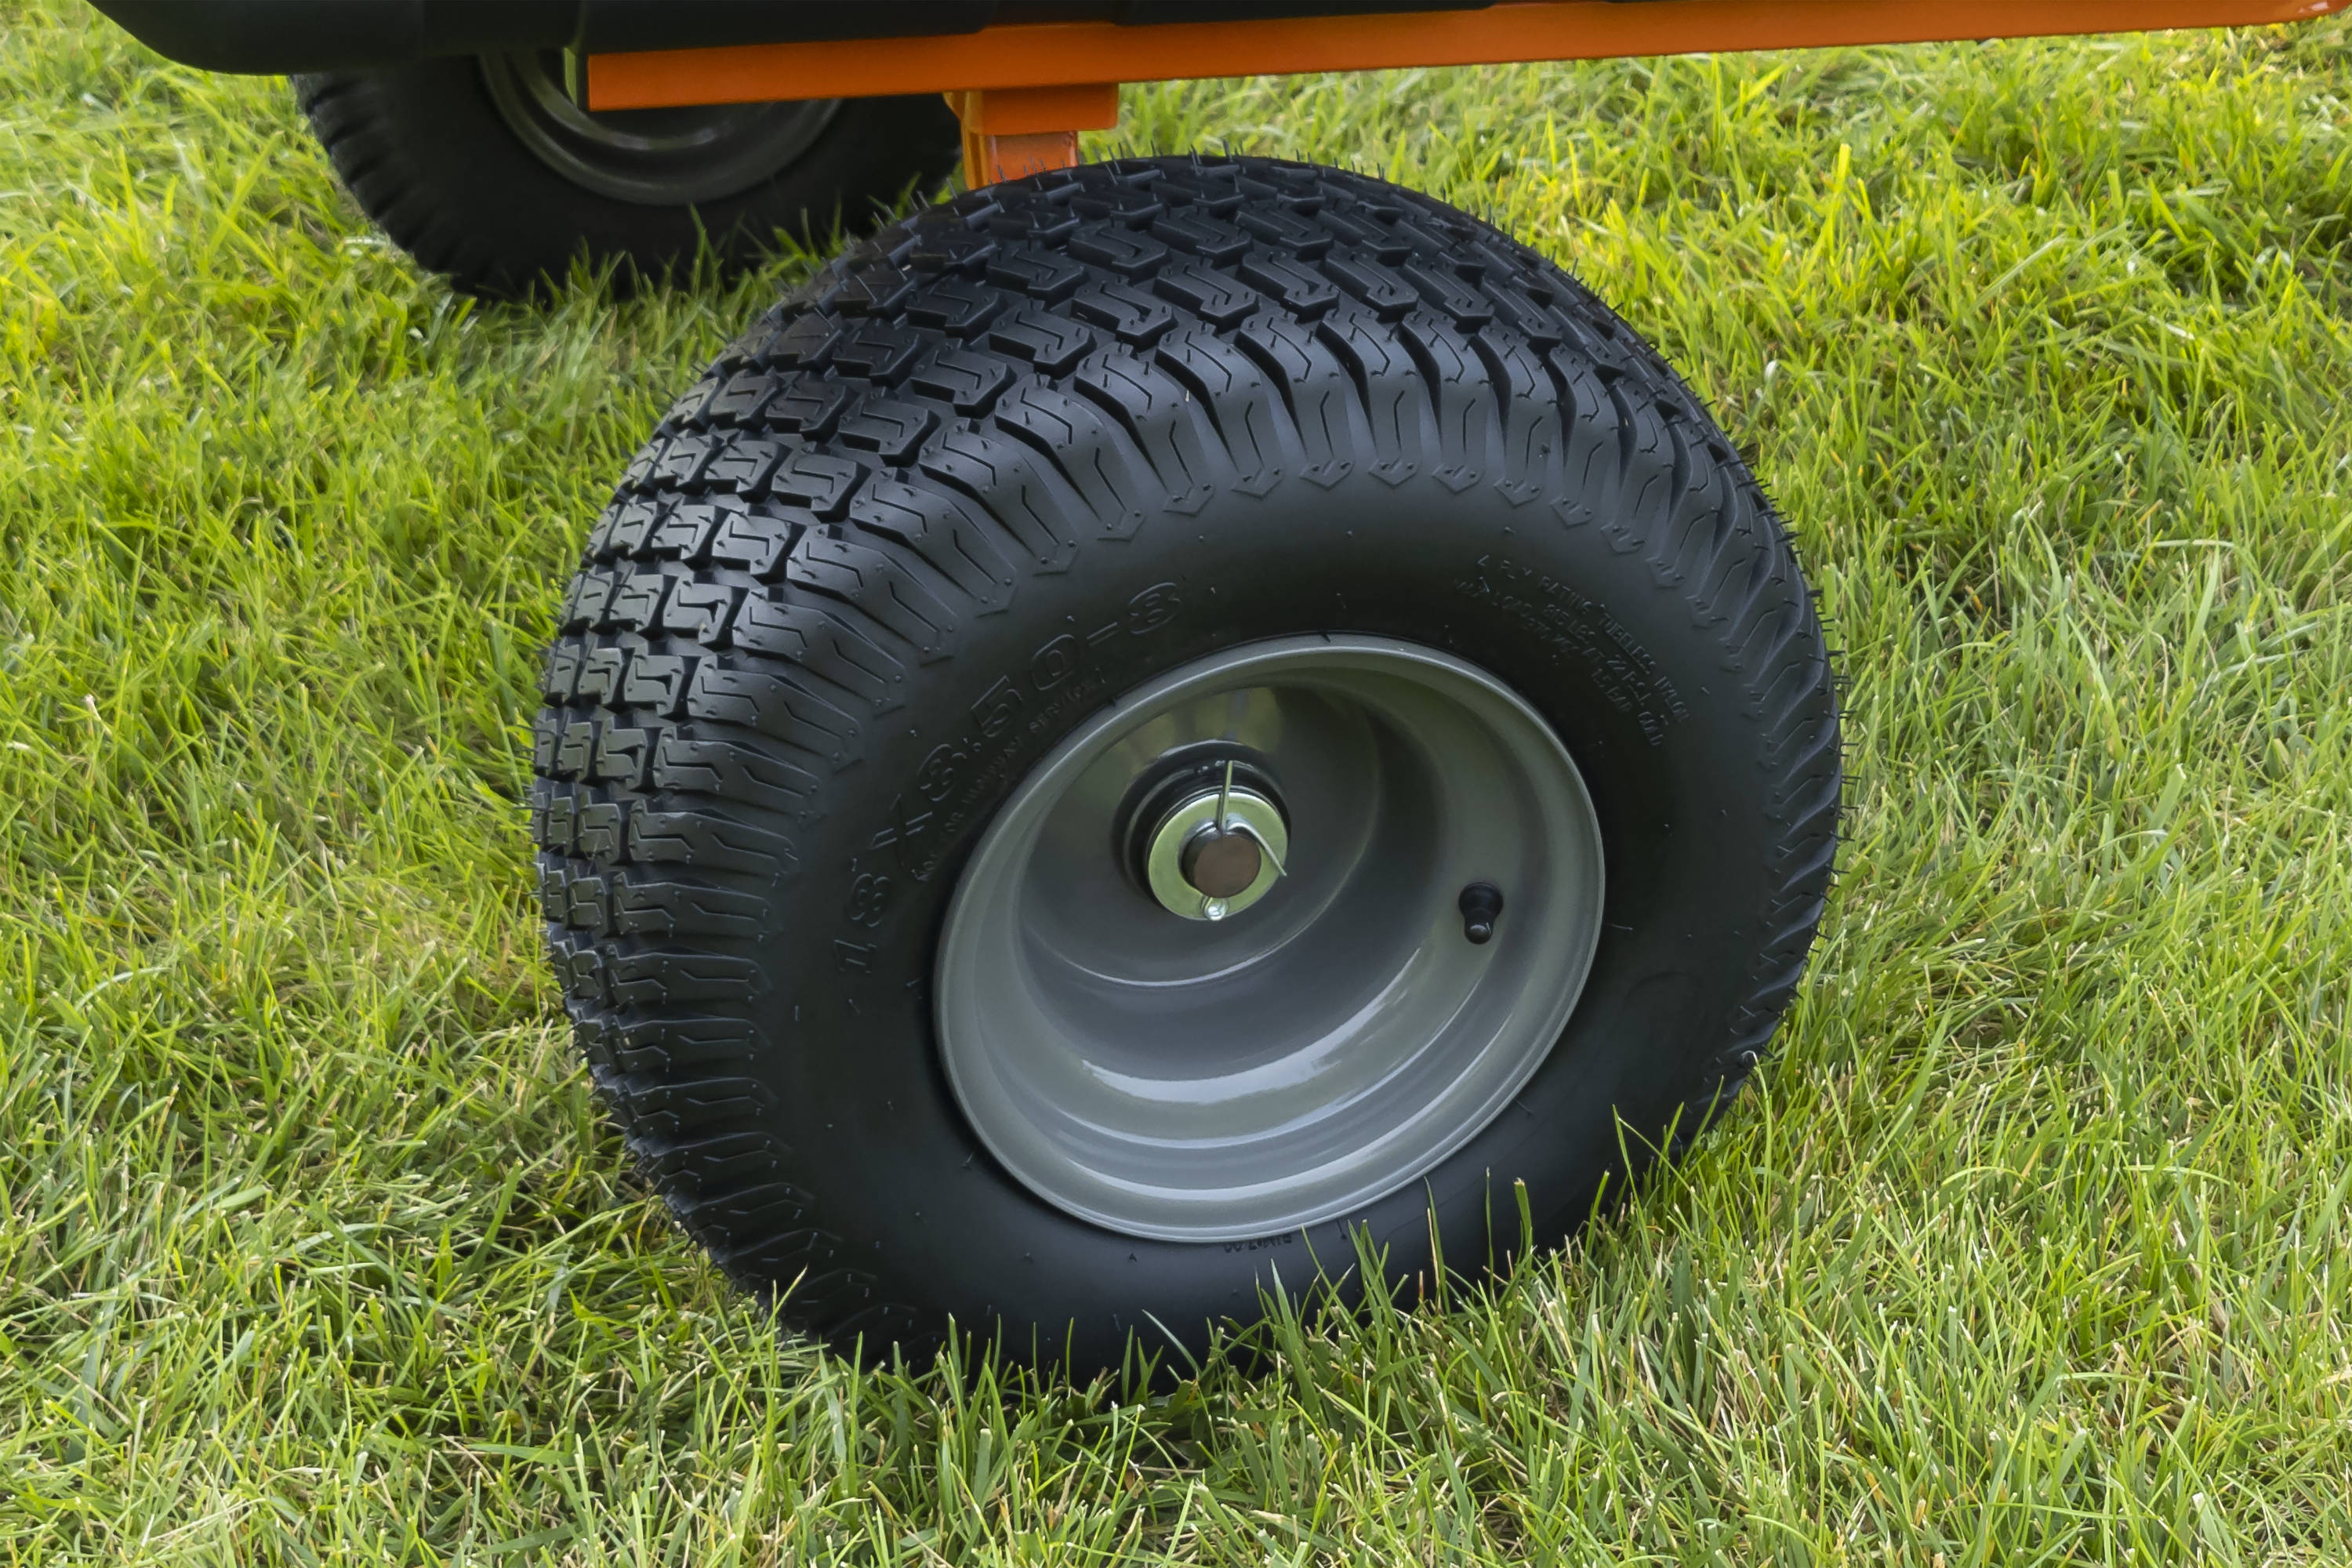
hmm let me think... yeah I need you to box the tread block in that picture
[848,478,1019,612]
[644,499,728,564]
[589,498,667,561]
[907,346,1014,416]
[1067,230,1170,281]
[1402,258,1494,328]
[541,642,584,702]
[1482,277,1565,349]
[1399,314,1493,494]
[987,308,1098,376]
[786,534,958,657]
[605,572,673,633]
[684,662,862,764]
[1319,206,1410,262]
[731,594,910,711]
[831,320,925,385]
[1152,260,1264,328]
[835,398,938,466]
[662,369,726,430]
[992,385,1153,537]
[612,877,771,939]
[1315,308,1424,483]
[1472,332,1561,506]
[640,1127,781,1186]
[617,436,669,494]
[1149,164,1246,214]
[834,260,916,317]
[764,450,867,520]
[764,379,851,440]
[756,312,842,370]
[592,725,654,789]
[652,734,815,815]
[1236,204,1333,257]
[724,1238,858,1297]
[575,646,629,706]
[1071,183,1165,227]
[652,430,727,492]
[658,581,744,645]
[553,720,597,779]
[1073,352,1220,514]
[612,1020,757,1081]
[702,366,789,427]
[535,862,568,922]
[608,951,763,1009]
[988,191,1083,245]
[919,427,1080,569]
[1152,328,1287,495]
[700,434,791,497]
[612,1074,775,1134]
[1234,314,1359,488]
[619,652,697,717]
[1321,250,1417,320]
[705,506,802,579]
[574,799,630,862]
[532,793,576,855]
[1150,209,1250,263]
[1069,281,1178,348]
[605,498,673,557]
[557,941,607,1003]
[1237,251,1338,319]
[564,874,610,932]
[560,569,620,632]
[985,245,1087,302]
[905,277,1008,339]
[908,226,1000,277]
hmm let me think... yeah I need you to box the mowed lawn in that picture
[4,1,2350,1561]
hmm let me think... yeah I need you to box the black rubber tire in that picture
[529,156,1842,1372]
[292,61,963,299]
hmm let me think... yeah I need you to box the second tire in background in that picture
[295,53,963,298]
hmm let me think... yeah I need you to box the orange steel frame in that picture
[586,0,2351,185]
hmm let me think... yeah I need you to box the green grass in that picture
[5,1,2351,1560]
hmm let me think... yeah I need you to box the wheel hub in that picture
[1142,764,1289,920]
[934,635,1606,1242]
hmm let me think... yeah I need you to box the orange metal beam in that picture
[586,0,2349,111]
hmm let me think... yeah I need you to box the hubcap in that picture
[477,52,840,206]
[934,636,1606,1242]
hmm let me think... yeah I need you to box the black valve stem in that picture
[1458,882,1504,944]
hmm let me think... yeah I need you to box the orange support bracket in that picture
[949,82,1121,187]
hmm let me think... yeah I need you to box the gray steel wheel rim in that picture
[478,52,840,206]
[935,635,1606,1243]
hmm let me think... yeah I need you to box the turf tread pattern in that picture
[529,156,1842,1348]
